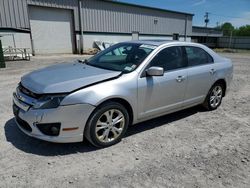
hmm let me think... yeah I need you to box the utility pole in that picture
[228,30,233,49]
[216,22,220,28]
[184,15,188,41]
[204,12,210,28]
[0,39,6,68]
[79,0,84,54]
[204,12,210,45]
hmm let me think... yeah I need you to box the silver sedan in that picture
[13,41,233,147]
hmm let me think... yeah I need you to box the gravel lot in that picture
[0,53,249,188]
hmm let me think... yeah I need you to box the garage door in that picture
[29,6,74,54]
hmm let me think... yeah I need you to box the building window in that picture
[173,33,179,40]
[154,19,158,25]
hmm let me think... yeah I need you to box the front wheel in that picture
[85,102,129,148]
[203,83,224,110]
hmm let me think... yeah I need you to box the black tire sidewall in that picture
[86,102,129,147]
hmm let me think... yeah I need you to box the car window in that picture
[185,46,213,67]
[88,43,156,73]
[99,46,128,63]
[150,46,187,71]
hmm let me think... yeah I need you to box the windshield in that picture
[86,43,157,73]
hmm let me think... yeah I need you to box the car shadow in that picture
[126,105,205,137]
[4,105,205,156]
[4,118,97,156]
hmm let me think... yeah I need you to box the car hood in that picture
[21,61,121,94]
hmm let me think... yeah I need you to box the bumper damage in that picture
[13,92,95,143]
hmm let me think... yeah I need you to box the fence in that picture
[218,36,250,49]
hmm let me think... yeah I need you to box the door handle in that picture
[210,69,216,75]
[176,76,185,82]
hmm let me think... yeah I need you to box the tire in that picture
[203,83,224,111]
[85,101,129,148]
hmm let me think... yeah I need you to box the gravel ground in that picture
[0,53,249,188]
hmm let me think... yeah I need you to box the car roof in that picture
[122,40,196,47]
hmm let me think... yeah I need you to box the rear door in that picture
[183,46,216,106]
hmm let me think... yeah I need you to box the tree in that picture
[217,22,250,36]
[220,22,234,36]
[236,25,250,36]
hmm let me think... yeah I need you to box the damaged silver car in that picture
[13,41,233,147]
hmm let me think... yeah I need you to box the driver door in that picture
[137,46,188,120]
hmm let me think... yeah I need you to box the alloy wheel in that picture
[95,109,125,143]
[210,85,223,108]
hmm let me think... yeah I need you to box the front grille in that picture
[19,84,41,99]
[16,116,32,132]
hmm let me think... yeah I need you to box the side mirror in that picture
[146,66,164,76]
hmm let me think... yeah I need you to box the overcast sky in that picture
[118,0,250,28]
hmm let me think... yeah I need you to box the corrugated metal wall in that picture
[82,0,192,35]
[0,0,192,36]
[0,0,79,30]
[0,0,29,29]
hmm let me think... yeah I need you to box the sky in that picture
[118,0,250,28]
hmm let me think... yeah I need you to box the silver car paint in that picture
[13,41,233,143]
[16,103,95,143]
[21,62,121,93]
[62,42,232,123]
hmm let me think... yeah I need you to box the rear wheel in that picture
[85,102,129,148]
[203,83,224,110]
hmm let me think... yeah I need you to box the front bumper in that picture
[13,93,95,143]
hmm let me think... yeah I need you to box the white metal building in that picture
[0,0,193,54]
